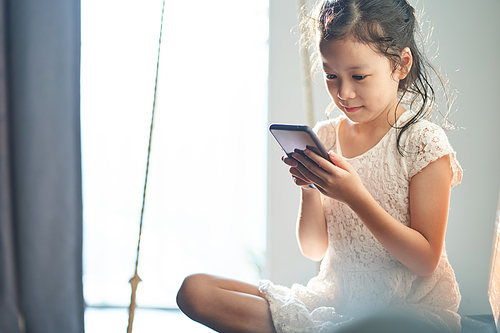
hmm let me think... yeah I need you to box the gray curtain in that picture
[0,0,84,332]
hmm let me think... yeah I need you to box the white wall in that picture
[266,0,500,316]
[265,0,320,287]
[418,0,500,315]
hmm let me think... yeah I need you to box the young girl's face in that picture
[320,38,405,125]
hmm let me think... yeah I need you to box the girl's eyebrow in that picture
[322,63,370,71]
[347,64,369,70]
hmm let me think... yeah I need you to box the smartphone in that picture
[269,124,331,162]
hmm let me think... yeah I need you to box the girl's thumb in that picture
[328,151,345,168]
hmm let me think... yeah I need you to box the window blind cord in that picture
[127,1,166,332]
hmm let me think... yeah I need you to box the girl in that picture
[176,0,462,332]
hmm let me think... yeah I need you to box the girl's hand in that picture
[290,149,369,205]
[281,155,314,189]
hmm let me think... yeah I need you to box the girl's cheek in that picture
[326,82,338,99]
[332,98,344,112]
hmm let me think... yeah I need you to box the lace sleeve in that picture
[407,123,462,187]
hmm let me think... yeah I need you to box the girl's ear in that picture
[398,47,413,80]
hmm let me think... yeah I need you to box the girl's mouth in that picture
[344,106,362,113]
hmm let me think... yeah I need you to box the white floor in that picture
[85,307,213,333]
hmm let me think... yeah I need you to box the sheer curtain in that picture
[0,0,84,332]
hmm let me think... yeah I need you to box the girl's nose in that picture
[337,81,356,100]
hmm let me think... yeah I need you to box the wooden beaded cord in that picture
[127,1,165,332]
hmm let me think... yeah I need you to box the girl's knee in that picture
[176,273,212,319]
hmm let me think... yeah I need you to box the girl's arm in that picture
[283,156,329,262]
[293,150,452,277]
[297,187,328,261]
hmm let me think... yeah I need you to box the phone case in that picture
[269,124,330,160]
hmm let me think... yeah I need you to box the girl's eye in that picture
[325,74,337,80]
[353,75,367,81]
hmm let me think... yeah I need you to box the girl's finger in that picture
[293,151,329,178]
[289,167,312,187]
[303,149,336,171]
[291,153,324,185]
[290,167,311,183]
[293,176,311,187]
[282,155,299,167]
[326,151,350,172]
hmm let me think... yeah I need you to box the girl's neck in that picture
[339,104,406,159]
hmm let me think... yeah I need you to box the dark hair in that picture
[301,0,454,155]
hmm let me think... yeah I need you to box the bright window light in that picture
[81,0,269,311]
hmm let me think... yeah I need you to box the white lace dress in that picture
[259,111,462,333]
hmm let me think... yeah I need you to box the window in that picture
[82,0,268,317]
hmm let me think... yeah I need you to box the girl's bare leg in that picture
[176,273,276,333]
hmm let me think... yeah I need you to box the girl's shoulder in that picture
[313,113,345,141]
[399,113,462,187]
[313,114,345,151]
[399,113,449,148]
